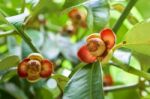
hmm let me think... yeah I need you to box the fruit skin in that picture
[40,59,53,78]
[103,75,113,86]
[77,45,97,63]
[18,58,30,77]
[77,28,116,63]
[100,28,116,49]
[17,53,53,82]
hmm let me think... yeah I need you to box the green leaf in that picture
[84,0,109,31]
[112,88,140,99]
[52,74,69,92]
[6,10,29,28]
[63,0,87,8]
[113,49,131,64]
[69,62,86,78]
[135,0,150,19]
[133,52,150,71]
[1,70,17,82]
[35,86,54,99]
[63,62,104,99]
[123,20,150,56]
[7,36,21,56]
[0,55,20,71]
[0,83,28,99]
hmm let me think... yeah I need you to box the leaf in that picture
[112,88,140,99]
[84,0,109,31]
[0,83,28,99]
[22,29,43,58]
[69,62,86,78]
[6,9,29,28]
[7,36,21,56]
[63,0,87,8]
[1,70,17,82]
[41,33,60,60]
[123,20,150,56]
[35,86,54,99]
[0,55,20,71]
[135,0,150,19]
[113,49,131,64]
[52,74,69,92]
[63,62,104,99]
[133,52,150,71]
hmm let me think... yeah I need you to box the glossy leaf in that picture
[41,33,60,60]
[63,62,104,99]
[63,0,87,8]
[22,29,43,58]
[113,49,131,64]
[1,70,17,82]
[85,0,109,31]
[123,20,150,56]
[7,36,21,56]
[135,0,150,19]
[35,86,54,99]
[133,52,150,71]
[112,88,140,99]
[0,55,20,71]
[0,83,28,99]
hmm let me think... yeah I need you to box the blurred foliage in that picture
[0,0,150,99]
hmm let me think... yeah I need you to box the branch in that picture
[112,0,138,33]
[111,57,150,80]
[104,83,138,92]
[0,30,16,37]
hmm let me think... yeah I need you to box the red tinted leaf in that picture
[77,45,97,63]
[100,28,116,49]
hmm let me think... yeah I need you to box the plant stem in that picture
[21,0,25,13]
[112,0,138,33]
[0,14,40,53]
[19,29,40,53]
[111,57,150,80]
[104,83,138,92]
[0,30,15,37]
